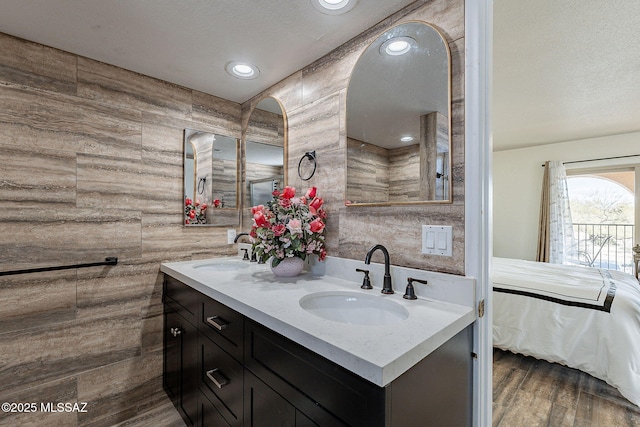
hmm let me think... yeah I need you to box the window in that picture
[567,169,636,274]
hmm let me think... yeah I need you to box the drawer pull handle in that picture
[206,316,228,331]
[206,369,229,389]
[170,327,182,337]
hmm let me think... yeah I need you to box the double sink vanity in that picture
[161,255,476,426]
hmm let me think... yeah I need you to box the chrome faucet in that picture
[364,244,394,294]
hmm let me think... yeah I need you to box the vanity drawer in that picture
[199,333,244,427]
[201,296,244,361]
[164,275,199,326]
[244,320,385,427]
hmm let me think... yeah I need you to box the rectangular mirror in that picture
[184,129,239,226]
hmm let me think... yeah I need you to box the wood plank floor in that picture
[493,348,640,426]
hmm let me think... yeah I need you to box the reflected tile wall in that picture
[244,0,465,275]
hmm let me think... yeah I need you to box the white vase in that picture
[271,257,305,277]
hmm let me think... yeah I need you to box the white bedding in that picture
[492,257,640,407]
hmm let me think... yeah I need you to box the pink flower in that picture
[213,199,221,207]
[272,223,286,236]
[279,197,292,208]
[319,248,327,261]
[281,186,296,199]
[305,187,317,199]
[287,218,302,235]
[189,210,196,219]
[254,211,268,227]
[195,199,201,206]
[250,186,328,264]
[309,218,325,233]
[309,197,324,215]
[200,203,207,211]
[185,198,192,206]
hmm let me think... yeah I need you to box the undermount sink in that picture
[299,291,409,326]
[193,260,250,272]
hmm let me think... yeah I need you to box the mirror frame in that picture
[345,20,453,206]
[242,96,288,226]
[183,128,240,227]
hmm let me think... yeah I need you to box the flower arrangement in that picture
[185,197,207,225]
[251,186,327,267]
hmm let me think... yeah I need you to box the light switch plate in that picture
[227,229,236,244]
[422,225,453,256]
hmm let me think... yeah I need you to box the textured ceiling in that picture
[493,0,640,151]
[1,1,637,152]
[0,0,415,103]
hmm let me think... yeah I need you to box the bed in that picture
[492,257,640,407]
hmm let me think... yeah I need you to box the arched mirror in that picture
[244,97,286,211]
[346,21,452,205]
[183,129,239,226]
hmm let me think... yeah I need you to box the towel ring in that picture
[197,177,207,194]
[297,151,317,181]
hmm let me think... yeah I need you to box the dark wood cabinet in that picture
[244,371,296,427]
[163,274,473,427]
[164,298,198,426]
[199,333,244,426]
[200,392,232,427]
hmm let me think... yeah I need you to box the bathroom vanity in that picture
[161,258,475,426]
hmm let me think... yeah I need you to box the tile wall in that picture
[0,0,465,424]
[0,33,239,426]
[243,0,465,274]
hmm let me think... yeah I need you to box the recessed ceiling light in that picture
[311,0,357,15]
[400,136,414,142]
[225,61,259,80]
[380,37,416,56]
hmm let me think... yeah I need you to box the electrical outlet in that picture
[227,229,236,244]
[422,225,452,256]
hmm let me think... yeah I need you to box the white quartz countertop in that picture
[161,257,475,387]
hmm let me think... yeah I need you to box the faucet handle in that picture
[356,268,372,289]
[403,278,428,300]
[241,248,249,260]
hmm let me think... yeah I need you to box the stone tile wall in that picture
[0,33,240,426]
[0,0,466,424]
[243,0,465,275]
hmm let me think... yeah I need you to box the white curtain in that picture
[537,161,575,264]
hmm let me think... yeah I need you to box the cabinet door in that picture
[164,310,181,404]
[164,309,198,427]
[200,392,231,427]
[200,334,243,426]
[182,317,199,427]
[244,371,295,427]
[295,410,319,427]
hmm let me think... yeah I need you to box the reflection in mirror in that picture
[183,129,239,226]
[244,98,285,211]
[346,21,452,205]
